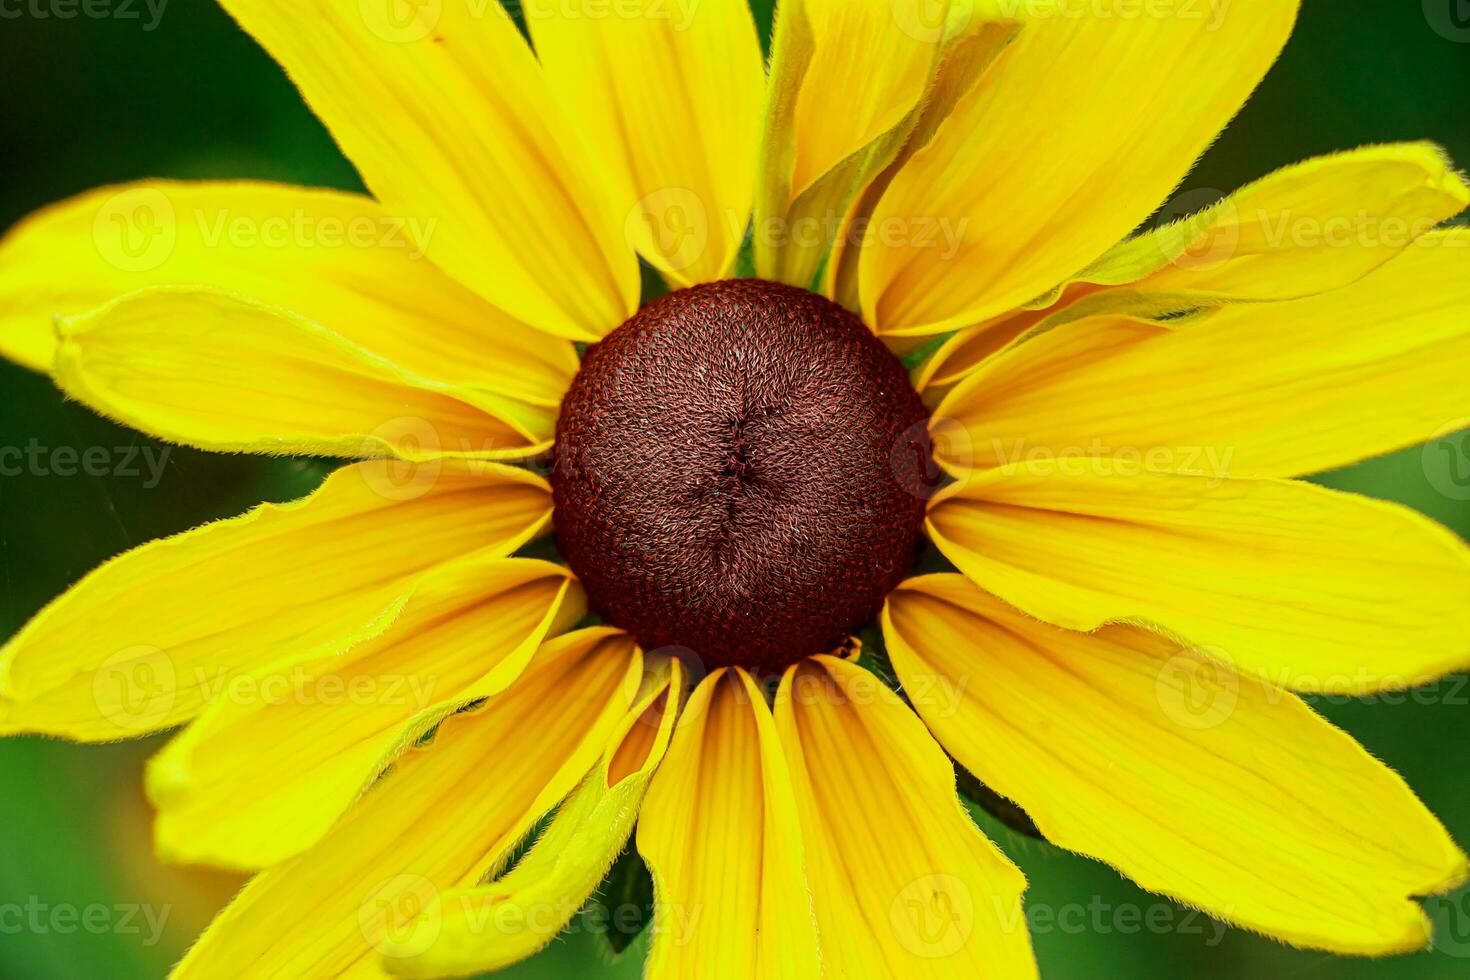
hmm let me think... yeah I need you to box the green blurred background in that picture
[1,1,1468,977]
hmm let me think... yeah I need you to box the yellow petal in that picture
[884,575,1469,954]
[0,180,578,407]
[216,0,637,341]
[861,0,1300,336]
[823,11,1022,312]
[911,310,1039,404]
[918,144,1469,394]
[54,287,548,460]
[171,627,643,980]
[928,459,1470,693]
[1064,143,1467,308]
[758,0,1018,289]
[639,669,821,980]
[0,459,550,740]
[933,228,1470,477]
[526,0,763,287]
[147,559,585,871]
[381,658,684,977]
[775,656,1038,978]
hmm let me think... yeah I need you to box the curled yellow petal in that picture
[932,228,1470,478]
[919,144,1469,395]
[0,459,551,741]
[54,287,549,460]
[381,657,684,977]
[885,575,1469,955]
[639,668,821,980]
[758,0,1019,290]
[148,559,585,871]
[928,459,1470,693]
[172,628,644,980]
[0,180,578,407]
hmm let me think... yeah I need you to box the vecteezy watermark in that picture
[359,875,704,957]
[90,186,438,273]
[1147,185,1470,274]
[0,440,170,488]
[0,898,171,946]
[623,190,970,274]
[1423,421,1470,501]
[1010,896,1231,946]
[193,665,441,713]
[1428,888,1470,958]
[749,211,970,263]
[990,0,1233,30]
[889,877,1232,958]
[93,647,444,732]
[0,0,167,31]
[779,655,971,718]
[358,0,703,44]
[978,436,1237,486]
[1154,646,1240,731]
[628,187,713,276]
[522,0,702,30]
[890,875,977,958]
[1424,0,1470,42]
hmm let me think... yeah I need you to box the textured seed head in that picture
[552,279,932,675]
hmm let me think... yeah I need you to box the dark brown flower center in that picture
[551,279,932,674]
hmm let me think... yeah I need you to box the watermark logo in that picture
[1425,0,1470,41]
[0,441,171,488]
[891,419,950,501]
[92,645,176,731]
[890,0,969,43]
[358,417,446,501]
[0,899,171,945]
[0,0,169,31]
[92,187,176,273]
[1423,422,1470,501]
[1428,890,1470,958]
[360,0,442,42]
[1151,186,1235,272]
[628,188,710,275]
[361,874,442,957]
[1155,646,1239,731]
[891,874,975,958]
[523,0,701,30]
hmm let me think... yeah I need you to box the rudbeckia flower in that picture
[3,0,1469,977]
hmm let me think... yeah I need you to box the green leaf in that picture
[585,843,655,957]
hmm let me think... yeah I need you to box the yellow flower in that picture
[2,1,1469,977]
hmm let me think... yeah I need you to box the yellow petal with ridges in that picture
[54,287,549,460]
[758,0,1019,289]
[171,627,644,980]
[0,459,550,741]
[775,656,1038,978]
[1065,142,1467,306]
[861,0,1299,336]
[928,459,1470,693]
[0,180,578,405]
[917,144,1469,394]
[217,0,638,341]
[148,559,585,871]
[932,229,1470,478]
[823,11,1021,312]
[526,0,763,287]
[884,575,1469,955]
[382,657,684,977]
[640,668,821,980]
